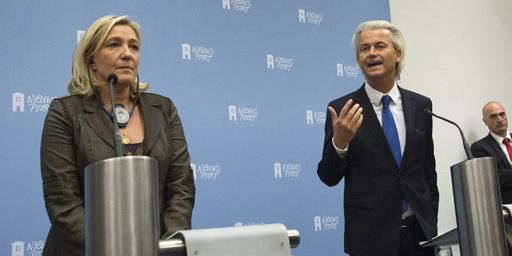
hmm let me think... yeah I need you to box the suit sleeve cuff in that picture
[332,137,348,158]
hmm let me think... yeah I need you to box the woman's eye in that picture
[107,42,119,48]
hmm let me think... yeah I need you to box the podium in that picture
[422,157,508,256]
[84,156,300,256]
[85,156,160,256]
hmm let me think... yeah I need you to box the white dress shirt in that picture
[489,131,512,163]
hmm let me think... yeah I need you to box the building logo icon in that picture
[306,110,326,125]
[266,54,293,71]
[222,0,230,10]
[314,216,322,231]
[76,30,85,44]
[190,163,197,181]
[12,92,25,112]
[337,63,360,78]
[182,43,191,60]
[182,43,215,62]
[313,215,339,231]
[274,162,301,178]
[298,9,323,26]
[228,105,258,122]
[12,92,55,113]
[337,63,344,77]
[266,54,274,69]
[274,163,282,178]
[228,105,238,121]
[12,241,24,256]
[222,0,251,13]
[306,110,314,125]
[298,9,306,23]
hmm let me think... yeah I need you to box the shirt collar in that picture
[364,82,400,106]
[489,131,512,144]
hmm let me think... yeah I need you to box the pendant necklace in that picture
[115,103,136,128]
[117,103,136,145]
[121,131,130,144]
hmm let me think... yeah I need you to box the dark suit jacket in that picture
[40,93,195,256]
[471,133,512,204]
[317,85,439,256]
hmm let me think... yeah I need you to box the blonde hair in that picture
[352,20,405,78]
[68,15,148,97]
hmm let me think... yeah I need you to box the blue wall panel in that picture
[0,1,390,255]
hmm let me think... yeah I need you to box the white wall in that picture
[389,0,512,235]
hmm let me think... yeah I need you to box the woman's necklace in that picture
[114,103,136,128]
[121,131,131,144]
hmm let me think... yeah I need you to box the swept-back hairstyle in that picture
[352,20,405,77]
[68,15,148,97]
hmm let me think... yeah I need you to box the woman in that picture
[40,15,195,256]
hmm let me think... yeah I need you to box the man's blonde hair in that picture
[352,20,405,78]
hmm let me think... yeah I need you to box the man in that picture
[471,101,512,204]
[317,20,438,256]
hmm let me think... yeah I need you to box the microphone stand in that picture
[107,74,123,157]
[425,109,473,160]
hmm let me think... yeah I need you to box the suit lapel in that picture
[400,87,416,166]
[82,93,166,154]
[353,86,398,170]
[83,96,116,148]
[139,94,164,154]
[485,133,512,168]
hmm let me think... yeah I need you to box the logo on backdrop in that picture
[12,240,44,256]
[12,92,55,113]
[228,105,258,122]
[191,163,222,181]
[306,110,326,125]
[266,54,293,71]
[336,63,360,78]
[313,215,339,231]
[182,43,215,63]
[222,0,251,13]
[298,9,323,26]
[273,162,301,178]
[76,30,85,44]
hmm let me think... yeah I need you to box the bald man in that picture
[471,101,512,203]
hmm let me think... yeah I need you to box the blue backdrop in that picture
[0,1,390,255]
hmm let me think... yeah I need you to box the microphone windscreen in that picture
[107,73,118,84]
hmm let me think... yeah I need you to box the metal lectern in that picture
[85,156,160,256]
[450,157,508,256]
[84,156,300,256]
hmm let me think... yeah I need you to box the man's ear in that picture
[395,50,402,62]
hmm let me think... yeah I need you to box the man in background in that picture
[471,101,512,204]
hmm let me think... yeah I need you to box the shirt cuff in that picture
[332,137,348,158]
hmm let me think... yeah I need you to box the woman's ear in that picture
[90,61,97,72]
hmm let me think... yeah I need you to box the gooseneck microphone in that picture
[107,73,123,157]
[425,108,473,160]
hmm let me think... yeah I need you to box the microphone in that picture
[107,73,123,157]
[107,73,118,85]
[425,108,473,160]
